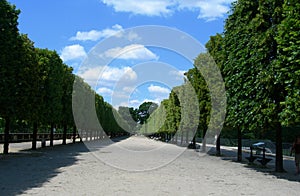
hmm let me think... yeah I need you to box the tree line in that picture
[136,0,299,172]
[0,0,128,154]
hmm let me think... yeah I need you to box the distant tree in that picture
[118,106,138,133]
[175,82,199,147]
[137,102,158,124]
[205,34,226,156]
[34,48,65,149]
[185,54,211,151]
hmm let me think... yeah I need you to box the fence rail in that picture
[0,133,76,144]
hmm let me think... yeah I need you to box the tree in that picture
[185,53,213,151]
[34,48,65,149]
[276,0,300,126]
[118,106,138,133]
[223,0,285,172]
[61,64,75,145]
[162,90,181,142]
[137,102,158,125]
[205,34,226,156]
[0,0,21,154]
[176,81,199,147]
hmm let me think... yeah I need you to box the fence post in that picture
[72,126,76,143]
[32,123,37,150]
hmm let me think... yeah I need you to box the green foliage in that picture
[137,102,158,124]
[35,48,65,124]
[223,0,285,131]
[0,0,21,118]
[118,106,138,132]
[276,0,300,125]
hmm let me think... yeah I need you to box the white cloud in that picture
[177,0,233,21]
[123,86,135,93]
[97,87,113,95]
[70,24,123,41]
[148,84,170,94]
[101,0,234,21]
[100,44,158,60]
[126,98,161,108]
[77,66,103,87]
[169,70,186,81]
[60,44,87,62]
[78,65,138,88]
[101,0,174,16]
[101,66,137,82]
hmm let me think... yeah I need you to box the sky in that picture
[9,0,234,109]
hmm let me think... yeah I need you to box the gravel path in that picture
[1,136,300,195]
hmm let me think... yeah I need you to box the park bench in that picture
[246,143,272,166]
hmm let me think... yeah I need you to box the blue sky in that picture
[9,0,234,109]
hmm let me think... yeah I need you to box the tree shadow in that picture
[207,147,300,183]
[0,136,129,195]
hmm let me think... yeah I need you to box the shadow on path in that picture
[0,136,129,196]
[204,146,300,183]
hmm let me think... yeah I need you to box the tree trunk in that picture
[32,122,38,150]
[180,130,184,146]
[50,123,54,147]
[62,124,67,145]
[72,126,76,143]
[3,117,10,154]
[237,126,242,162]
[275,122,285,172]
[192,136,196,149]
[201,129,207,152]
[186,130,189,145]
[216,135,221,156]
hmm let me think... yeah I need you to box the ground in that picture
[0,136,300,195]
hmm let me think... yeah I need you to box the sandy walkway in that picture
[1,136,300,195]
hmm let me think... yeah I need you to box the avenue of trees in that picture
[0,0,128,154]
[1,0,300,173]
[132,0,299,173]
[222,0,300,172]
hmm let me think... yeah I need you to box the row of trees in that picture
[0,0,128,154]
[134,0,299,172]
[221,0,300,172]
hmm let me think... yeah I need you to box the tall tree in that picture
[223,0,285,172]
[276,0,300,126]
[205,34,226,156]
[0,0,20,153]
[118,106,138,133]
[34,48,64,149]
[176,81,199,147]
[185,54,212,151]
[61,64,74,145]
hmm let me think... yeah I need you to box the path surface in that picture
[1,136,300,195]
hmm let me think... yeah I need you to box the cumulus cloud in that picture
[77,66,103,87]
[101,66,137,82]
[78,65,138,88]
[101,0,174,16]
[70,24,123,41]
[60,44,87,62]
[169,70,186,81]
[100,44,158,60]
[126,98,161,109]
[101,0,234,21]
[148,84,170,94]
[97,87,113,95]
[177,0,233,21]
